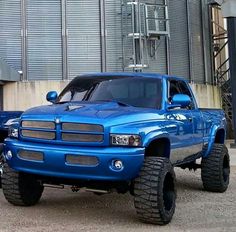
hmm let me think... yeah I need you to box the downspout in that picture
[61,0,68,80]
[100,0,107,72]
[21,0,27,81]
[201,0,209,84]
[228,18,236,146]
[186,0,194,82]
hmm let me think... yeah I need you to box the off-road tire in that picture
[134,157,176,225]
[2,163,44,206]
[201,144,230,193]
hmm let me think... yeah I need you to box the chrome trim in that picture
[62,133,103,142]
[62,123,104,132]
[22,120,55,129]
[21,130,56,140]
[66,155,99,166]
[170,143,203,164]
[18,150,44,161]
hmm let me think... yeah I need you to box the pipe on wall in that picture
[186,0,194,82]
[100,0,107,72]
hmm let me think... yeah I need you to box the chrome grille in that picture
[22,120,55,129]
[20,120,104,143]
[66,155,99,166]
[18,150,44,161]
[21,130,56,140]
[62,123,103,132]
[62,133,103,142]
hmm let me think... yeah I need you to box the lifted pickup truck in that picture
[1,73,230,225]
[0,111,23,187]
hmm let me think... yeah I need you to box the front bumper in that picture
[3,139,145,181]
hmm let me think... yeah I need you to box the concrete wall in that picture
[3,81,69,111]
[3,81,222,111]
[191,83,222,108]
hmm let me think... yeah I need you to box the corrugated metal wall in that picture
[0,0,213,84]
[143,0,167,74]
[169,0,190,80]
[67,0,101,78]
[0,0,21,71]
[105,0,123,72]
[26,0,63,80]
[145,37,167,74]
[201,0,213,84]
[188,0,205,84]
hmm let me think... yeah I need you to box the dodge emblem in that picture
[55,118,60,124]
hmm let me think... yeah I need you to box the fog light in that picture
[6,150,13,160]
[114,160,123,170]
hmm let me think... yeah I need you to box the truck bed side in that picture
[199,108,226,156]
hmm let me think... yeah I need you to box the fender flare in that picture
[203,126,225,158]
[143,132,170,148]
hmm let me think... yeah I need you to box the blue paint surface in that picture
[0,111,23,131]
[4,73,226,181]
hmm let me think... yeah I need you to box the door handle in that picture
[188,117,193,122]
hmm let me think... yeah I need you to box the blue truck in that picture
[0,111,23,186]
[1,73,230,225]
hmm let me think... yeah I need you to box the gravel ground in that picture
[0,167,235,232]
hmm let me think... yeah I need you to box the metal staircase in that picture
[121,0,169,71]
[210,4,232,136]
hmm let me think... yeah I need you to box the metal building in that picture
[0,0,222,111]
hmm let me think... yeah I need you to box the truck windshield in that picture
[57,76,162,109]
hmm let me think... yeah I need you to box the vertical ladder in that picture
[121,0,169,71]
[122,0,147,70]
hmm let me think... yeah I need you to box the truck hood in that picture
[21,101,164,127]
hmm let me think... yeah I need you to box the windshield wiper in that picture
[94,100,131,107]
[55,101,70,104]
[56,100,131,107]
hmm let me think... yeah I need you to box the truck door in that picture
[166,79,196,164]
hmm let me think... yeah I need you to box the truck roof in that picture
[76,72,186,82]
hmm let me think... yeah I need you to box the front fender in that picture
[142,131,170,148]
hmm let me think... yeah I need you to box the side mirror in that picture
[46,91,58,103]
[168,94,191,109]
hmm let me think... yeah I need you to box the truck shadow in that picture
[35,169,204,224]
[0,168,234,231]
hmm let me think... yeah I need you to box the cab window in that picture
[168,79,195,109]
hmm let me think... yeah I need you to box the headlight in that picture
[8,126,19,138]
[110,134,141,147]
[5,118,20,139]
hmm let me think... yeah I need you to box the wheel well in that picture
[145,138,170,158]
[215,129,225,144]
[0,130,8,143]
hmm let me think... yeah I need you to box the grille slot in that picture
[62,133,103,142]
[62,123,104,132]
[21,130,56,140]
[22,120,55,129]
[18,150,44,161]
[66,155,99,166]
